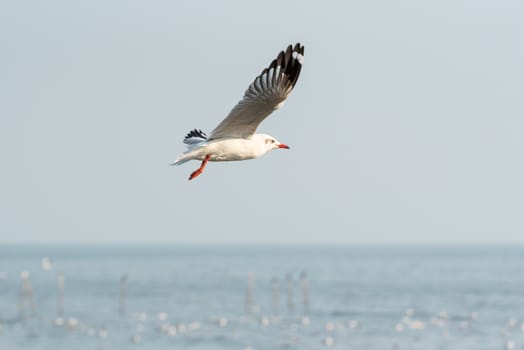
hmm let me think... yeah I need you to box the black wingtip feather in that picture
[282,43,304,88]
[260,43,304,91]
[184,129,207,140]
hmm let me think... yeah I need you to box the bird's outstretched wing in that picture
[208,43,305,140]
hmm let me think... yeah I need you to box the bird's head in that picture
[254,133,290,154]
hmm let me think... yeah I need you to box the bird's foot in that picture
[189,154,211,180]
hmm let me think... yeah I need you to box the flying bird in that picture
[170,43,305,180]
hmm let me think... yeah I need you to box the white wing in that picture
[208,43,305,140]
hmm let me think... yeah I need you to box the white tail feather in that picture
[169,156,190,166]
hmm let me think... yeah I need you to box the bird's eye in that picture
[271,139,275,143]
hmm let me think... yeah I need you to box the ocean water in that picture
[1,244,524,350]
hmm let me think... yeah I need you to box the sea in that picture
[1,244,524,350]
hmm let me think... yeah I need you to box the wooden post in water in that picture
[17,273,26,320]
[271,277,279,314]
[118,274,128,316]
[300,270,310,313]
[18,271,36,320]
[57,272,65,318]
[245,272,254,313]
[286,273,294,313]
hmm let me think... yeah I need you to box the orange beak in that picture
[278,144,290,149]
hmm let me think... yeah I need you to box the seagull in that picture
[170,43,305,180]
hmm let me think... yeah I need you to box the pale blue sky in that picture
[1,0,523,244]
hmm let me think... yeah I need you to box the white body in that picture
[173,134,286,165]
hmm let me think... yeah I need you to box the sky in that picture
[1,0,523,244]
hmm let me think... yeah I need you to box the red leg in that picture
[189,154,211,180]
